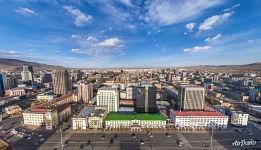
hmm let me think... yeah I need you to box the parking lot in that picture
[0,116,54,150]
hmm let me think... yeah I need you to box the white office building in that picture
[170,109,228,129]
[97,88,119,112]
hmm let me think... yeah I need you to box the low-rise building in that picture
[88,108,107,129]
[37,94,57,101]
[5,87,26,96]
[5,105,22,115]
[170,109,228,129]
[230,111,249,126]
[22,92,75,130]
[72,106,107,130]
[105,112,166,132]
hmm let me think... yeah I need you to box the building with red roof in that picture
[169,109,228,129]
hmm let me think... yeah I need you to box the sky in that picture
[0,0,260,68]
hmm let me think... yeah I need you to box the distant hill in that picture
[0,58,65,71]
[179,62,261,74]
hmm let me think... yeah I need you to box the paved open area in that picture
[36,129,261,150]
[1,114,261,150]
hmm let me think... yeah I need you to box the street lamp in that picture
[60,126,65,150]
[210,125,214,149]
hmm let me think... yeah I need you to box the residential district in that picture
[0,65,260,150]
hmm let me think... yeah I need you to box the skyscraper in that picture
[126,85,137,99]
[21,65,34,86]
[71,70,82,82]
[0,73,4,96]
[135,85,157,113]
[97,88,119,112]
[178,85,205,111]
[77,82,93,103]
[52,70,72,95]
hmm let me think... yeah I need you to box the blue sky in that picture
[0,0,260,68]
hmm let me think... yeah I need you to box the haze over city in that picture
[0,0,260,67]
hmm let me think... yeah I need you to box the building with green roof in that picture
[105,112,166,131]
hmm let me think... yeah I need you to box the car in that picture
[39,134,43,137]
[26,137,32,140]
[86,140,91,146]
[34,142,39,146]
[40,138,45,142]
[235,129,242,133]
[140,139,144,145]
[177,139,183,146]
[110,138,114,144]
[166,133,171,138]
[249,133,253,136]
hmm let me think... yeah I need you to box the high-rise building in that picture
[71,70,82,82]
[3,74,17,90]
[178,85,205,111]
[77,82,93,103]
[97,88,119,112]
[0,73,4,96]
[40,73,52,83]
[21,65,34,86]
[52,70,72,95]
[136,84,157,113]
[126,86,137,99]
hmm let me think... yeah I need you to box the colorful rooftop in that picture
[105,112,165,121]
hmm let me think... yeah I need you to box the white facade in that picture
[72,118,88,130]
[37,95,56,101]
[6,88,25,96]
[23,112,45,126]
[105,119,166,129]
[170,110,228,129]
[230,111,248,126]
[97,88,119,112]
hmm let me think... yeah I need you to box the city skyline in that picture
[0,0,260,68]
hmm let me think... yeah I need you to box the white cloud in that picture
[199,12,234,31]
[86,36,98,42]
[224,3,240,12]
[183,45,211,52]
[96,38,124,49]
[71,36,125,55]
[15,7,37,16]
[63,6,93,27]
[144,0,223,26]
[185,23,196,32]
[205,33,222,42]
[71,34,81,39]
[71,48,80,53]
[248,40,254,43]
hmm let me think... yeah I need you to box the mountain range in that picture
[0,58,260,74]
[0,58,64,71]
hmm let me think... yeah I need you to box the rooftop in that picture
[75,106,95,118]
[105,112,165,121]
[171,109,224,117]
